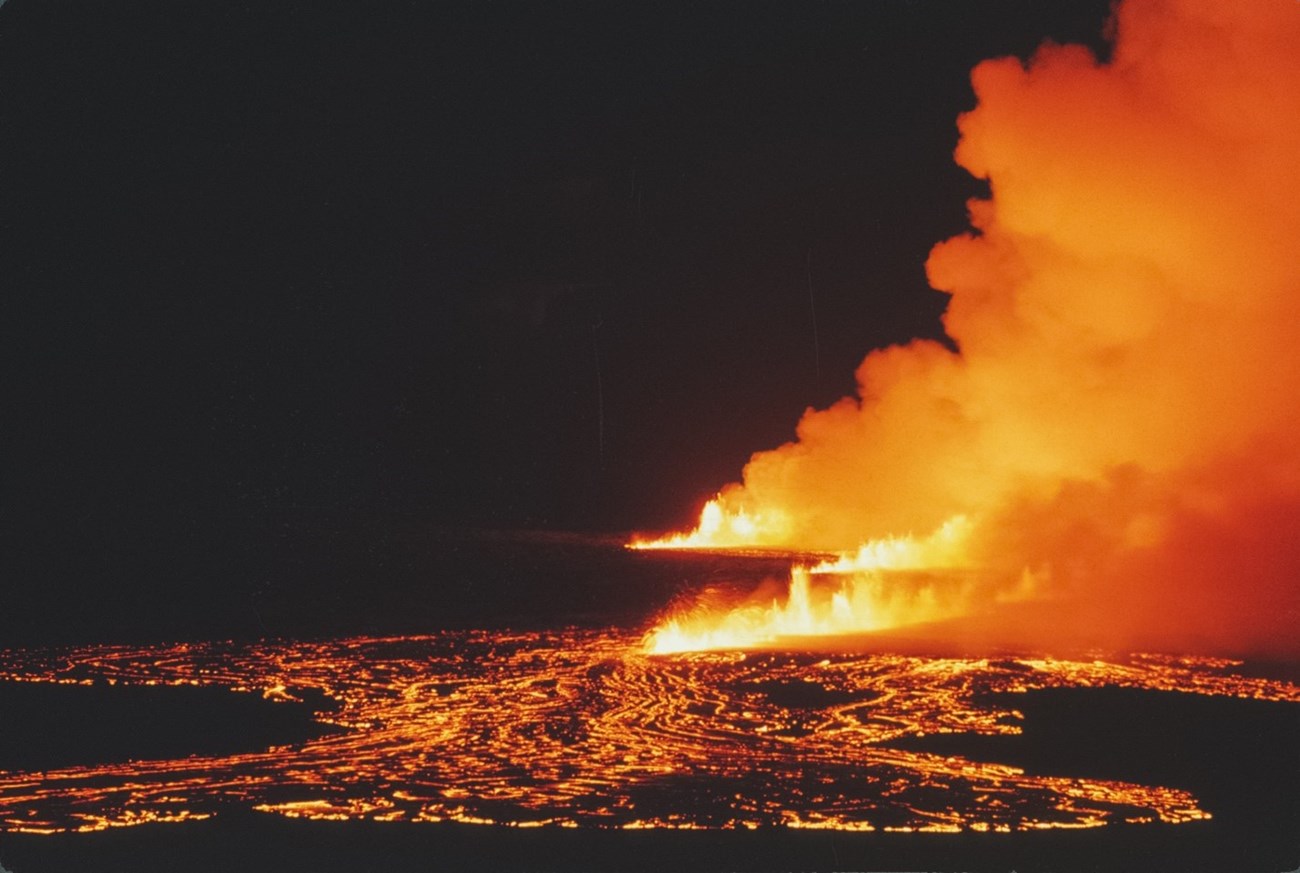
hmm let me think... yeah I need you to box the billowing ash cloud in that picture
[700,0,1300,654]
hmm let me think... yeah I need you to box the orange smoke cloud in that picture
[642,0,1300,655]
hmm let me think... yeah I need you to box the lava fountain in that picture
[632,0,1300,657]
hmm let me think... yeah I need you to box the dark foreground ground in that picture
[0,804,1295,873]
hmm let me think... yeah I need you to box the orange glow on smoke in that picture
[633,0,1300,655]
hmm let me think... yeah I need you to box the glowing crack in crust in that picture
[1,633,1296,834]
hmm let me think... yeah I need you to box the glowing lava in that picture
[640,516,1008,654]
[2,634,1296,834]
[628,499,792,551]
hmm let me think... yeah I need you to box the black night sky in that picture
[2,1,1112,642]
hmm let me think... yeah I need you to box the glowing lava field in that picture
[3,630,1296,836]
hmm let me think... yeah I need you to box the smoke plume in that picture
[680,0,1300,654]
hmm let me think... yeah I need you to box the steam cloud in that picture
[702,0,1300,654]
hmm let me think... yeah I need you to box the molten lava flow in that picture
[1,635,1297,833]
[632,0,1300,655]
